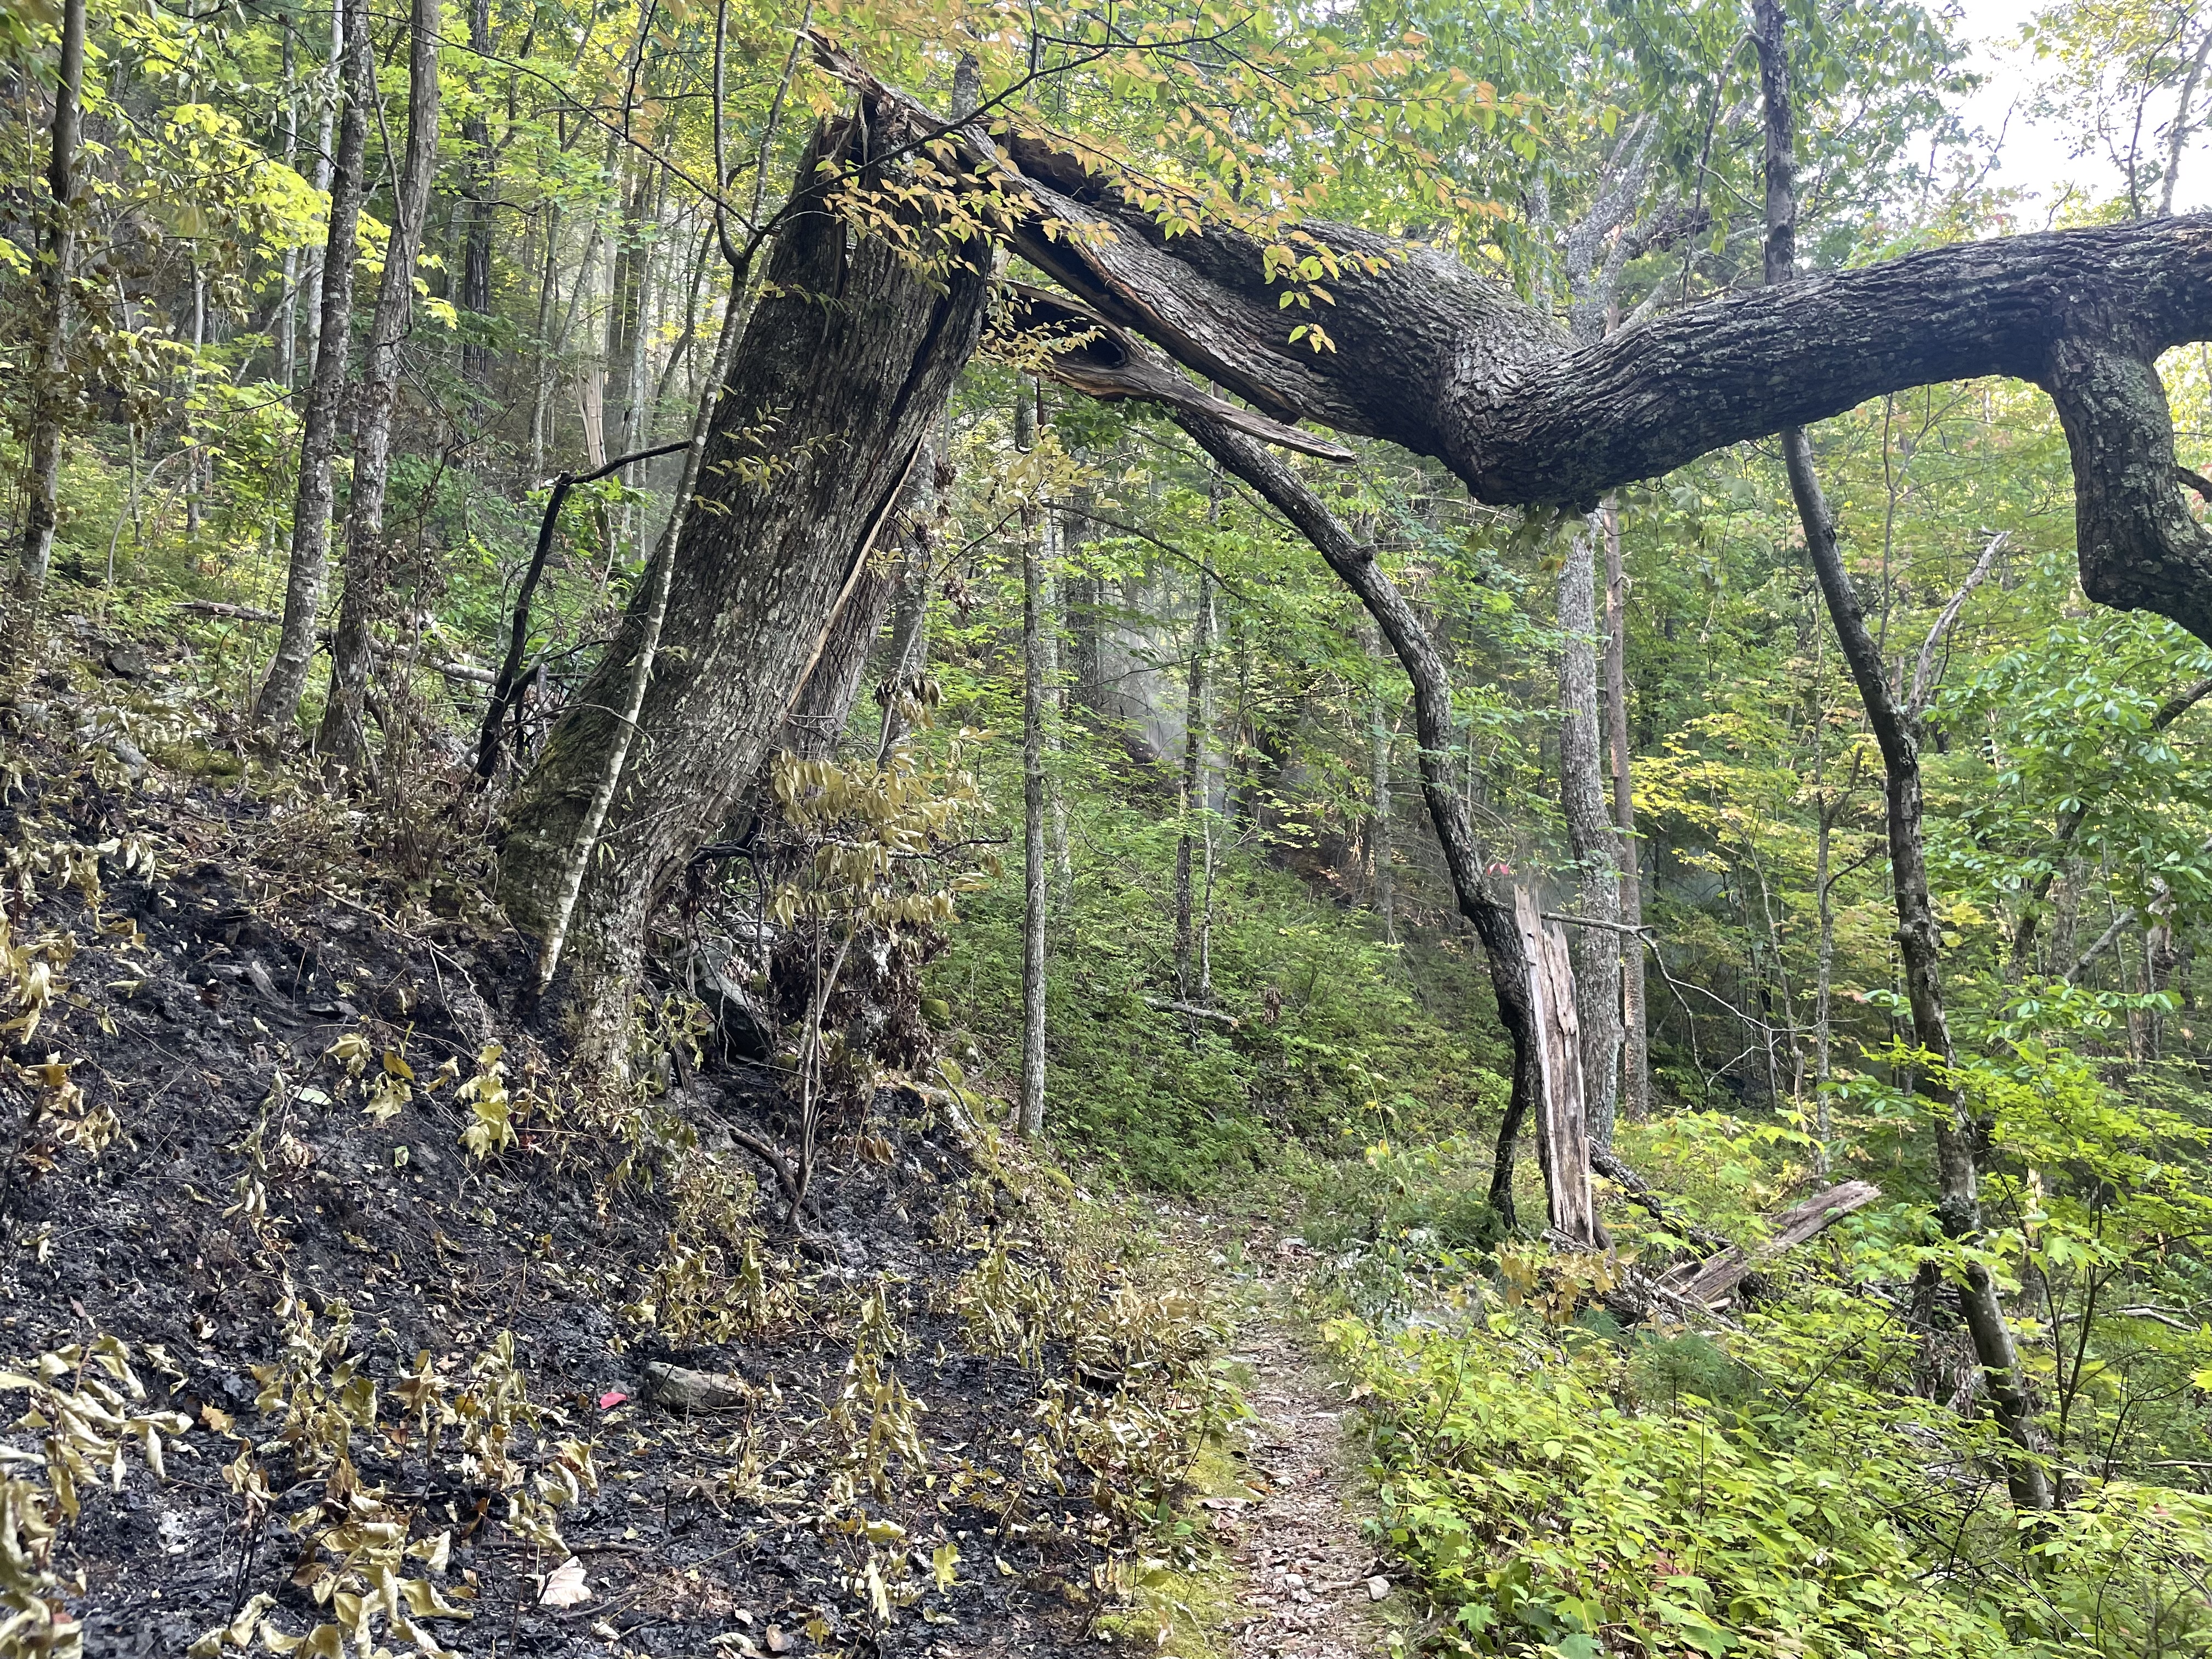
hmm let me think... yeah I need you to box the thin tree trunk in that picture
[301,0,340,376]
[1365,619,1396,946]
[8,0,85,667]
[252,0,366,731]
[528,202,562,481]
[317,0,442,774]
[277,21,300,391]
[1170,410,1548,1231]
[1812,622,1838,1173]
[185,269,206,538]
[1602,500,1648,1121]
[459,0,495,387]
[2160,26,2212,217]
[1756,0,2051,1511]
[1173,552,1215,1002]
[1560,515,1624,1148]
[1019,488,1049,1138]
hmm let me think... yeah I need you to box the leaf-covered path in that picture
[1216,1290,1399,1659]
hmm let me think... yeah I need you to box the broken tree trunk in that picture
[1660,1179,1882,1306]
[496,107,991,1054]
[1518,888,1596,1246]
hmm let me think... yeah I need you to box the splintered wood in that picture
[1660,1180,1883,1306]
[1516,888,1596,1246]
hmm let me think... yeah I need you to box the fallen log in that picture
[1660,1179,1882,1307]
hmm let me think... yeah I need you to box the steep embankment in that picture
[0,640,1229,1659]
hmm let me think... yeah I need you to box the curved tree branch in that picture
[823,40,2212,645]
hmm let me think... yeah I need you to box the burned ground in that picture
[0,637,1227,1658]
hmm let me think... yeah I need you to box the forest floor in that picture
[0,630,1277,1659]
[1216,1298,1398,1659]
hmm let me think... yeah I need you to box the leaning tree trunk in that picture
[255,0,368,731]
[317,0,441,772]
[497,108,992,1053]
[827,43,2212,657]
[8,0,84,670]
[1755,0,2051,1512]
[1169,410,1549,1231]
[1560,515,1624,1148]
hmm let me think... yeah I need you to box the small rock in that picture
[106,737,149,780]
[1367,1575,1391,1602]
[102,644,148,679]
[641,1361,753,1411]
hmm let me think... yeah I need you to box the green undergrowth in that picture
[925,792,1508,1193]
[1294,1032,2212,1659]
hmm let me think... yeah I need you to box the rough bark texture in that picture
[1559,518,1624,1148]
[873,437,943,758]
[828,43,2212,650]
[497,110,991,1037]
[782,557,896,760]
[1757,0,2050,1511]
[1519,889,1596,1245]
[9,0,84,668]
[1602,503,1649,1122]
[1167,410,1548,1232]
[317,0,441,771]
[255,0,365,730]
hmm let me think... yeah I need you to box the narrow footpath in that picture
[1214,1292,1401,1659]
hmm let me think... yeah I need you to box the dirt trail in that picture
[1216,1296,1398,1659]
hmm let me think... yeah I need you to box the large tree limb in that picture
[824,38,2212,645]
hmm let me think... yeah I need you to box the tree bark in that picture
[1560,516,1624,1148]
[1602,501,1649,1121]
[1756,0,2051,1511]
[300,0,340,383]
[316,0,441,772]
[1173,555,1215,1002]
[459,0,496,387]
[8,0,84,669]
[781,558,897,760]
[1019,493,1049,1138]
[255,0,369,731]
[497,109,991,1046]
[827,42,2212,651]
[1364,619,1397,946]
[1167,409,1548,1231]
[874,436,941,758]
